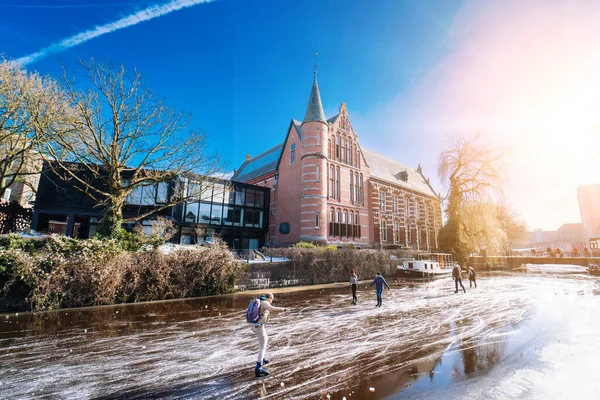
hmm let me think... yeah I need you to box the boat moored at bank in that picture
[397,253,456,279]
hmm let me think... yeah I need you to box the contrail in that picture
[15,0,214,66]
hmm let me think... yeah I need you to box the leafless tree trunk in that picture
[36,59,223,238]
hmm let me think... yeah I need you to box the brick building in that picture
[233,74,442,249]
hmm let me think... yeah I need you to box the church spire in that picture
[303,54,326,124]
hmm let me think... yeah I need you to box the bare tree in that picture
[0,57,70,199]
[36,59,222,238]
[437,134,505,265]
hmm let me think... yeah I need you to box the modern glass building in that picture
[31,162,270,249]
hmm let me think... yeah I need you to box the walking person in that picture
[246,293,290,378]
[350,269,359,305]
[369,272,391,307]
[453,264,466,293]
[468,266,477,288]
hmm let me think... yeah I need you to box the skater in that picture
[350,269,359,304]
[468,266,477,288]
[369,272,391,307]
[247,293,290,378]
[453,264,466,293]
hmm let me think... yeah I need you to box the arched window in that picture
[335,136,340,160]
[359,173,364,203]
[336,166,341,200]
[346,141,351,164]
[343,210,348,223]
[349,212,353,225]
[380,220,387,241]
[354,172,359,201]
[349,171,354,202]
[337,208,342,223]
[330,207,335,222]
[329,165,334,198]
[341,138,346,162]
[290,142,296,164]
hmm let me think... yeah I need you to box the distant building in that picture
[233,73,442,248]
[578,184,600,245]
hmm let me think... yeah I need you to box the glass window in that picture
[394,222,399,242]
[212,183,225,204]
[210,204,222,224]
[354,172,359,201]
[405,198,409,216]
[380,192,386,212]
[223,206,234,225]
[343,211,347,223]
[350,171,354,202]
[156,182,168,204]
[185,202,200,223]
[290,142,296,164]
[188,181,201,200]
[244,209,255,227]
[140,185,155,205]
[255,191,264,208]
[225,188,235,205]
[199,203,211,223]
[393,195,398,214]
[341,138,346,162]
[359,174,364,203]
[330,208,334,222]
[126,185,143,204]
[255,210,263,228]
[415,201,420,219]
[315,213,320,228]
[380,220,387,241]
[336,167,340,200]
[245,189,256,207]
[349,212,353,225]
[337,209,341,223]
[233,208,243,226]
[235,188,245,205]
[329,165,334,198]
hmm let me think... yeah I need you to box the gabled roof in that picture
[362,148,438,198]
[232,143,284,182]
[327,114,339,124]
[303,77,326,124]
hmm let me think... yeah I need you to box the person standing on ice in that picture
[453,264,466,293]
[247,293,290,378]
[350,269,359,305]
[468,266,477,288]
[369,272,391,307]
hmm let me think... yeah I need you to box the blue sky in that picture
[3,0,600,230]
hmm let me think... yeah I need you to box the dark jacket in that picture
[370,276,391,290]
[452,266,462,280]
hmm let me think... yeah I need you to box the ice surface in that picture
[0,273,599,399]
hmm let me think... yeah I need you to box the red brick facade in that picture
[234,79,442,249]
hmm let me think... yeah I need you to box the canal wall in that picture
[469,255,600,269]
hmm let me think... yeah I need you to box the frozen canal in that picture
[1,269,600,399]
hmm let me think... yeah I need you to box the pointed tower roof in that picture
[303,75,326,124]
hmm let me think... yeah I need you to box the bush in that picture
[0,234,243,311]
[262,247,395,285]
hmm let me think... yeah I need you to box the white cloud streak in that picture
[15,0,214,65]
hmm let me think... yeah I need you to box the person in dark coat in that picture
[452,265,466,293]
[369,272,391,307]
[468,266,477,288]
[349,269,359,305]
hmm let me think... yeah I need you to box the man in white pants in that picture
[250,293,290,378]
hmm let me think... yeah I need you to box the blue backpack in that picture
[246,298,262,323]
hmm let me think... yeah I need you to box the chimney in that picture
[245,154,252,162]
